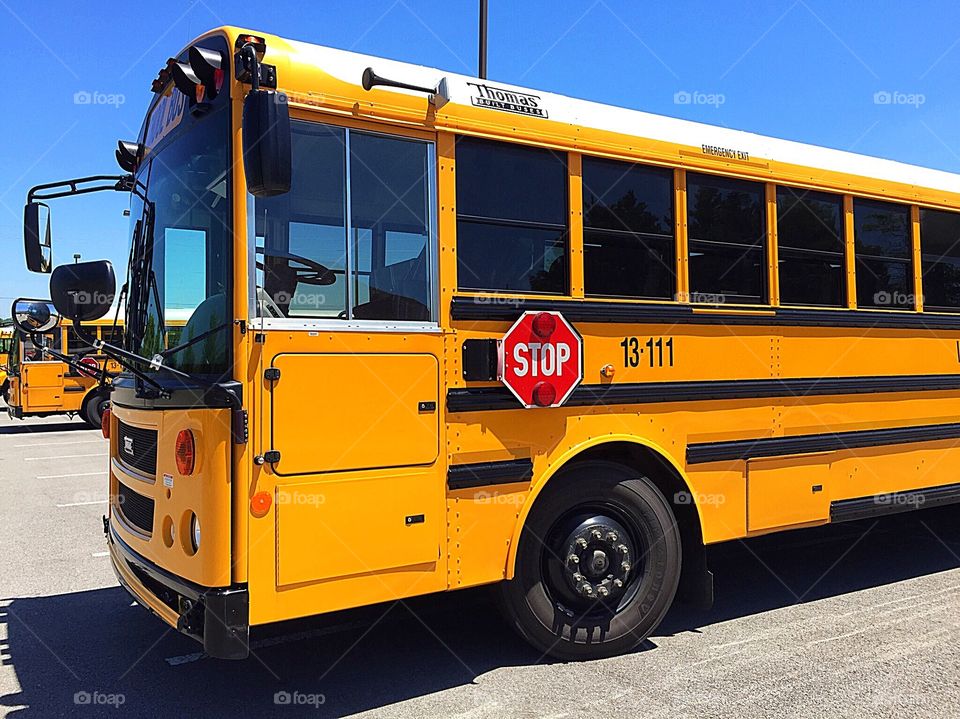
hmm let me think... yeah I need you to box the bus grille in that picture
[117,481,154,535]
[117,420,158,475]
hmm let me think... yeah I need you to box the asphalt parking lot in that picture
[2,409,960,718]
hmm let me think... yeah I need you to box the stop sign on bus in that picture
[499,311,583,408]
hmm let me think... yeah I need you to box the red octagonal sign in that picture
[499,311,583,408]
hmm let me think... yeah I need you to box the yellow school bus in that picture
[0,326,13,401]
[27,26,960,660]
[5,318,120,426]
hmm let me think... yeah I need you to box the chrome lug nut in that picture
[568,554,580,564]
[597,586,610,597]
[621,561,631,572]
[591,529,603,540]
[606,532,618,543]
[613,578,624,588]
[576,537,588,549]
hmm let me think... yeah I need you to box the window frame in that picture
[775,185,847,308]
[685,171,768,305]
[252,119,440,332]
[852,197,913,311]
[919,205,960,313]
[454,135,570,296]
[581,154,676,300]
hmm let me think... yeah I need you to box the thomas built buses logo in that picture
[467,82,548,118]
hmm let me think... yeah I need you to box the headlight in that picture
[191,513,201,552]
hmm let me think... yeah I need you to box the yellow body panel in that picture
[269,353,439,474]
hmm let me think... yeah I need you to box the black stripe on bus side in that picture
[830,482,960,523]
[450,296,960,330]
[446,374,960,413]
[447,459,534,491]
[686,421,960,465]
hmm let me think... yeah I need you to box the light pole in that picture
[479,0,488,79]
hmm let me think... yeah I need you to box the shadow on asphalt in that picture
[2,505,959,717]
[0,420,90,435]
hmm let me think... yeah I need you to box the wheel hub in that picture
[560,515,635,602]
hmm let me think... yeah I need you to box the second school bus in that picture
[4,318,119,426]
[26,27,960,659]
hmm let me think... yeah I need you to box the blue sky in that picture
[2,0,960,310]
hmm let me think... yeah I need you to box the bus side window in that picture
[777,187,845,307]
[854,199,912,309]
[582,156,675,299]
[687,172,766,305]
[920,208,960,312]
[455,136,568,295]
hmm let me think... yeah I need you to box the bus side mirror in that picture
[24,202,52,274]
[50,260,116,322]
[242,90,291,197]
[11,298,60,334]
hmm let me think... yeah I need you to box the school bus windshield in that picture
[124,77,231,377]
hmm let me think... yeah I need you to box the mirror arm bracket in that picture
[27,174,136,203]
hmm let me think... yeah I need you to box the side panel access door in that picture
[20,362,65,411]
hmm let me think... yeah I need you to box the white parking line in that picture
[26,453,104,461]
[57,499,107,508]
[37,471,108,479]
[91,551,109,558]
[13,439,103,447]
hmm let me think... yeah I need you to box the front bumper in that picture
[107,521,249,659]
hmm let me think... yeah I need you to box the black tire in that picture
[498,460,682,660]
[81,391,110,429]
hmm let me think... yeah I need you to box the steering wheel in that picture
[257,249,336,286]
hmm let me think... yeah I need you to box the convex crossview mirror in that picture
[49,260,117,322]
[11,298,60,334]
[23,202,52,273]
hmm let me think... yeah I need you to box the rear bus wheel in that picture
[499,460,681,660]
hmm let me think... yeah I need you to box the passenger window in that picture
[854,199,912,309]
[776,187,845,306]
[582,157,674,298]
[687,173,766,304]
[920,208,960,311]
[456,137,567,294]
[255,122,434,322]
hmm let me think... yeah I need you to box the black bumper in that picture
[108,523,249,659]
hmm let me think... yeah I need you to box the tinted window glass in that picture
[582,157,674,298]
[776,187,844,306]
[687,173,765,303]
[456,137,567,294]
[854,199,912,309]
[256,123,434,321]
[456,137,565,224]
[921,208,960,311]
